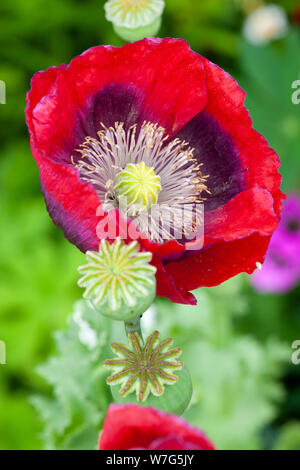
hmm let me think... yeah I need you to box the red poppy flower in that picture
[99,404,215,450]
[26,38,283,305]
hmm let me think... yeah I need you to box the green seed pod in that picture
[111,367,193,416]
[78,238,156,321]
[103,330,193,415]
[104,0,165,42]
[113,17,162,43]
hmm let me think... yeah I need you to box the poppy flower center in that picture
[73,121,208,243]
[114,161,162,215]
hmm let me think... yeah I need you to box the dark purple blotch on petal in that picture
[48,84,146,166]
[175,111,245,211]
[40,180,99,252]
[82,83,146,139]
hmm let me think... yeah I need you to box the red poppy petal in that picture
[155,188,278,302]
[68,38,207,134]
[99,404,215,450]
[26,38,207,165]
[201,57,284,217]
[205,187,278,243]
[26,65,64,120]
[152,256,197,305]
[149,435,207,450]
[33,143,101,252]
[25,42,284,305]
[165,232,271,292]
[175,110,245,212]
[156,59,284,301]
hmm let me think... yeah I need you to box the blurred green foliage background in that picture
[0,0,299,449]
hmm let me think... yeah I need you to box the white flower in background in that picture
[73,306,98,350]
[104,0,165,42]
[141,304,157,333]
[243,4,289,45]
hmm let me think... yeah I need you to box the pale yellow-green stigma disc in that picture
[114,161,161,214]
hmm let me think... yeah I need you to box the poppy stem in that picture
[124,315,143,344]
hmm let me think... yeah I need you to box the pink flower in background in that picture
[252,195,300,294]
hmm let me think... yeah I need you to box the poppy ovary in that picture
[114,161,162,216]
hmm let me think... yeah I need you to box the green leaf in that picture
[32,300,114,450]
[273,421,300,450]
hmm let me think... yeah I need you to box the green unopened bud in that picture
[78,238,156,321]
[104,0,165,42]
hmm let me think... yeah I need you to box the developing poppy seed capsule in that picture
[114,161,161,215]
[104,0,165,43]
[110,367,193,416]
[103,330,192,415]
[77,238,157,321]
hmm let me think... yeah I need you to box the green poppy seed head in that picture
[78,238,156,321]
[114,161,161,215]
[104,0,165,42]
[104,0,165,29]
[103,330,184,402]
